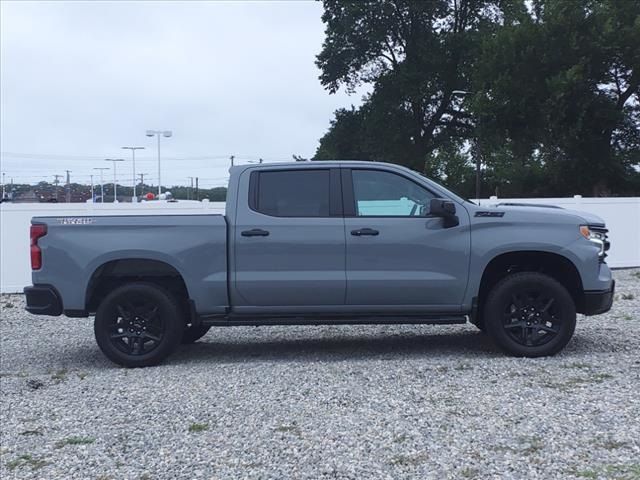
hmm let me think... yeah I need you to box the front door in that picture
[233,167,345,311]
[343,168,470,311]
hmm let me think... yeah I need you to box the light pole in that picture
[145,130,172,196]
[90,174,94,202]
[105,159,124,202]
[122,146,145,201]
[93,167,109,203]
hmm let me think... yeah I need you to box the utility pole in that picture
[259,158,263,164]
[90,174,94,202]
[195,177,199,201]
[187,177,194,200]
[93,167,109,203]
[122,146,145,200]
[230,155,235,167]
[1,172,5,200]
[65,170,72,203]
[105,159,124,202]
[138,172,147,191]
[53,174,62,202]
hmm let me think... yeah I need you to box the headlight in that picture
[579,225,609,258]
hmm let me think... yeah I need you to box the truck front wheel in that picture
[484,272,576,357]
[94,283,184,367]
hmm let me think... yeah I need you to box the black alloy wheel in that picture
[94,283,183,367]
[484,272,576,357]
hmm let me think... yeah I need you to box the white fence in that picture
[1,197,638,293]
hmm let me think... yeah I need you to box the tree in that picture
[315,0,640,197]
[315,0,497,171]
[472,0,640,196]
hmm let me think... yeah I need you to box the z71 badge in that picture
[57,217,96,225]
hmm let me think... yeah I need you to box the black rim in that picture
[502,289,562,347]
[107,297,165,356]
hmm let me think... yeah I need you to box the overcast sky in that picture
[0,0,365,189]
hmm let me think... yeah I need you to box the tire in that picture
[484,272,576,357]
[181,324,211,344]
[94,282,184,367]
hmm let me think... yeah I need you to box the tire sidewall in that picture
[94,283,184,367]
[484,273,576,357]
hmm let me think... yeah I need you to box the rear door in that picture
[342,167,470,311]
[232,167,346,311]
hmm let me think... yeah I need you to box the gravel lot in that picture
[1,269,639,480]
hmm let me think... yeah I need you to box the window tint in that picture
[256,170,330,217]
[352,170,435,217]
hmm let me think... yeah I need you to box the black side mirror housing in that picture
[429,198,459,227]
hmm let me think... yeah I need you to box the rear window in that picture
[253,170,331,217]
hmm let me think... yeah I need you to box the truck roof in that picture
[229,160,401,174]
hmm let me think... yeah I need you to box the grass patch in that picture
[454,363,473,371]
[621,293,635,300]
[542,372,613,391]
[460,466,480,478]
[389,452,429,466]
[50,369,68,383]
[188,423,209,433]
[562,362,593,370]
[77,372,88,380]
[54,436,95,448]
[571,463,640,480]
[633,271,640,279]
[6,454,48,471]
[598,439,628,450]
[274,424,301,435]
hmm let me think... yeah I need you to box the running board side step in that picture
[200,315,468,327]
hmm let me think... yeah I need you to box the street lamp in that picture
[122,146,145,201]
[146,130,172,196]
[105,159,124,202]
[93,167,109,203]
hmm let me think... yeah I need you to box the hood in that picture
[489,202,606,227]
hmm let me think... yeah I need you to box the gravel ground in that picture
[1,269,639,480]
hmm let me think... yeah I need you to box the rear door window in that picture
[253,170,331,217]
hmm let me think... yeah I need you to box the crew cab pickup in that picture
[25,161,615,366]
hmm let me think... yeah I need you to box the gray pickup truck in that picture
[25,161,614,367]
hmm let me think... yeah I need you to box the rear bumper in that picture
[24,285,63,316]
[582,280,615,316]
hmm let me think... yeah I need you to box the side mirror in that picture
[430,198,456,216]
[429,198,459,227]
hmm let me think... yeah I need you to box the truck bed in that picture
[31,214,228,315]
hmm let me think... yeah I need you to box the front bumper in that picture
[24,284,63,316]
[582,280,615,316]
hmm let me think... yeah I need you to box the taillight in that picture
[30,224,47,270]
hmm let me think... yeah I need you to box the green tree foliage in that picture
[474,0,640,196]
[314,0,640,197]
[315,0,489,173]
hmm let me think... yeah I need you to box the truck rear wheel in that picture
[484,272,576,357]
[94,283,183,367]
